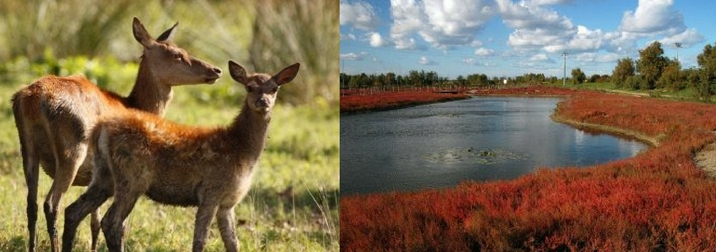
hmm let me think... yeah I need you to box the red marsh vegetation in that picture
[340,88,469,113]
[341,86,716,251]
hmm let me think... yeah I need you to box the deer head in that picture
[228,61,300,113]
[133,17,222,85]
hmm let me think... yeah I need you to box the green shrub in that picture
[624,75,645,90]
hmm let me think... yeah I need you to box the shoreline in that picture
[549,114,661,147]
[694,134,716,179]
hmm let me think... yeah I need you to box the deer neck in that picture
[227,101,272,162]
[126,59,173,116]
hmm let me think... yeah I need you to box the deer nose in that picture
[212,67,222,74]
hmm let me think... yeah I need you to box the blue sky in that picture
[340,0,716,78]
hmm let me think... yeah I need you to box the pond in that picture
[340,97,648,195]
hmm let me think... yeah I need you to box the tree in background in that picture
[456,75,466,87]
[571,68,586,84]
[636,41,670,90]
[467,73,489,86]
[625,75,646,90]
[696,43,716,99]
[657,60,684,90]
[385,72,396,87]
[686,68,701,96]
[612,57,635,88]
[589,74,600,83]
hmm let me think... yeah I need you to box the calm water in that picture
[340,97,648,195]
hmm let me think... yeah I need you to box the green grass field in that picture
[0,81,339,251]
[548,81,713,102]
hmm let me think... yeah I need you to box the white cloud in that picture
[596,53,622,63]
[340,33,357,41]
[529,53,554,63]
[340,0,380,31]
[368,32,389,47]
[525,0,572,5]
[495,0,574,52]
[619,0,681,34]
[659,28,705,47]
[419,56,436,65]
[393,37,427,50]
[463,58,476,65]
[609,0,704,52]
[463,58,495,67]
[490,0,703,62]
[390,0,424,49]
[474,47,494,56]
[497,0,572,32]
[340,52,370,61]
[573,52,596,62]
[543,26,605,53]
[390,0,495,50]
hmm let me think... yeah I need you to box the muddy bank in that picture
[694,133,716,178]
[550,114,660,147]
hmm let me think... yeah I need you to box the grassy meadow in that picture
[0,0,338,251]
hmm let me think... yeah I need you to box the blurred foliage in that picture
[250,0,339,105]
[0,0,338,105]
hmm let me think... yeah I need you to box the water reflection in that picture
[340,97,648,195]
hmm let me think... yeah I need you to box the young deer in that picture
[12,17,222,252]
[62,61,299,252]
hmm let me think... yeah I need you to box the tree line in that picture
[341,40,716,100]
[611,40,716,99]
[340,68,609,89]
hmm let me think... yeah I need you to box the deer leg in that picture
[45,143,87,252]
[90,209,101,252]
[193,202,220,252]
[101,187,142,252]
[62,175,113,252]
[43,183,62,252]
[216,205,239,252]
[21,144,39,252]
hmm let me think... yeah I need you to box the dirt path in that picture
[695,140,716,178]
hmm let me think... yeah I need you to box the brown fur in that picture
[63,61,299,252]
[11,17,222,252]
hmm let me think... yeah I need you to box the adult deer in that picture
[62,61,299,252]
[11,17,222,252]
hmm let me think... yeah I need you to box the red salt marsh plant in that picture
[340,89,468,113]
[341,86,716,251]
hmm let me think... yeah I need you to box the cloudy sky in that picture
[340,0,715,78]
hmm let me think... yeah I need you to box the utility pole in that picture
[675,42,682,63]
[562,51,569,86]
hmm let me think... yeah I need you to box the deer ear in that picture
[157,22,178,42]
[132,17,155,48]
[274,63,300,86]
[228,60,249,85]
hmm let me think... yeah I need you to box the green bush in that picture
[624,75,645,90]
